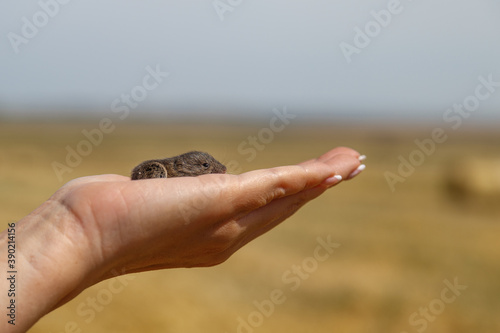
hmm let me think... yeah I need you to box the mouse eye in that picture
[202,162,210,168]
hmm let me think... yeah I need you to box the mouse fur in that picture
[131,151,226,180]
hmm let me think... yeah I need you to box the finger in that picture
[317,146,362,162]
[219,163,334,218]
[204,151,361,225]
[300,146,362,166]
[237,154,360,233]
[237,184,327,242]
[321,153,362,180]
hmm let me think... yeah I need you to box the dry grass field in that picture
[1,119,499,333]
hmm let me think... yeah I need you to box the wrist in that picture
[1,199,103,332]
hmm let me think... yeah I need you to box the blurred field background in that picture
[1,119,499,333]
[2,2,499,332]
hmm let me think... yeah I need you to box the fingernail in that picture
[358,155,367,161]
[347,164,366,179]
[322,174,343,186]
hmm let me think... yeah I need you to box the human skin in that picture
[0,147,364,332]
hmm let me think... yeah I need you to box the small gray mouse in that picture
[131,151,226,180]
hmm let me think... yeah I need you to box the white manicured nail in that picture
[348,164,366,179]
[323,174,343,186]
[358,155,367,161]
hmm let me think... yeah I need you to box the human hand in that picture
[1,147,365,332]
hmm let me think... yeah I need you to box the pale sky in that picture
[1,0,499,121]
